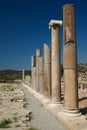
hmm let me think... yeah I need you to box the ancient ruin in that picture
[36,49,41,92]
[44,44,51,98]
[63,4,81,116]
[31,56,35,89]
[32,66,36,90]
[49,20,62,103]
[38,57,44,94]
[25,3,83,118]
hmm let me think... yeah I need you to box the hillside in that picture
[0,70,31,83]
[0,63,87,83]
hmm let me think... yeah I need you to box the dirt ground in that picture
[0,83,34,130]
[0,82,87,130]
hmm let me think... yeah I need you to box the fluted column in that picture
[36,49,41,91]
[44,44,51,98]
[63,4,81,116]
[49,20,62,103]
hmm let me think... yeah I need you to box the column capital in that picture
[49,20,62,29]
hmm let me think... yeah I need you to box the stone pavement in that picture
[22,83,87,130]
[21,84,66,130]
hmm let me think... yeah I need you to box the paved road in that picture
[20,84,67,130]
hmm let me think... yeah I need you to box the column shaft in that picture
[44,44,51,98]
[32,67,36,90]
[49,20,62,103]
[31,56,35,89]
[31,56,35,68]
[36,49,41,91]
[63,4,79,111]
[51,26,61,102]
[38,57,44,94]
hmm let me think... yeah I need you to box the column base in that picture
[38,94,45,101]
[48,101,62,108]
[63,109,81,117]
[34,92,41,98]
[41,97,51,104]
[30,89,35,94]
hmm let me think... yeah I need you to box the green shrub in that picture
[13,116,18,122]
[0,119,12,128]
[25,113,33,121]
[23,102,28,108]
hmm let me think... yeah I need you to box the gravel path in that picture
[20,84,67,130]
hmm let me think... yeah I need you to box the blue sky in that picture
[0,0,87,70]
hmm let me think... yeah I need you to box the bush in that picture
[0,119,12,128]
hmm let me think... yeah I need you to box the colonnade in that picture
[28,4,81,116]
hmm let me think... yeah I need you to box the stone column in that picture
[31,56,35,69]
[32,67,36,90]
[49,20,62,103]
[63,4,80,116]
[25,75,31,86]
[36,49,41,92]
[31,56,35,89]
[44,44,51,98]
[38,57,44,94]
[22,69,25,83]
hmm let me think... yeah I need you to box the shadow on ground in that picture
[79,97,87,102]
[80,107,87,115]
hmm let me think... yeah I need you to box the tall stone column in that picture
[31,56,35,89]
[38,57,44,94]
[22,69,25,83]
[32,67,36,90]
[25,75,31,86]
[63,4,80,116]
[49,20,62,103]
[44,44,51,98]
[36,49,41,92]
[31,56,35,69]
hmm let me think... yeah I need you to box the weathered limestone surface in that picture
[38,57,44,94]
[44,44,51,98]
[32,67,36,90]
[63,4,76,44]
[63,4,80,113]
[25,75,31,86]
[31,56,35,68]
[49,20,62,102]
[31,56,35,89]
[36,49,41,57]
[36,49,41,91]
